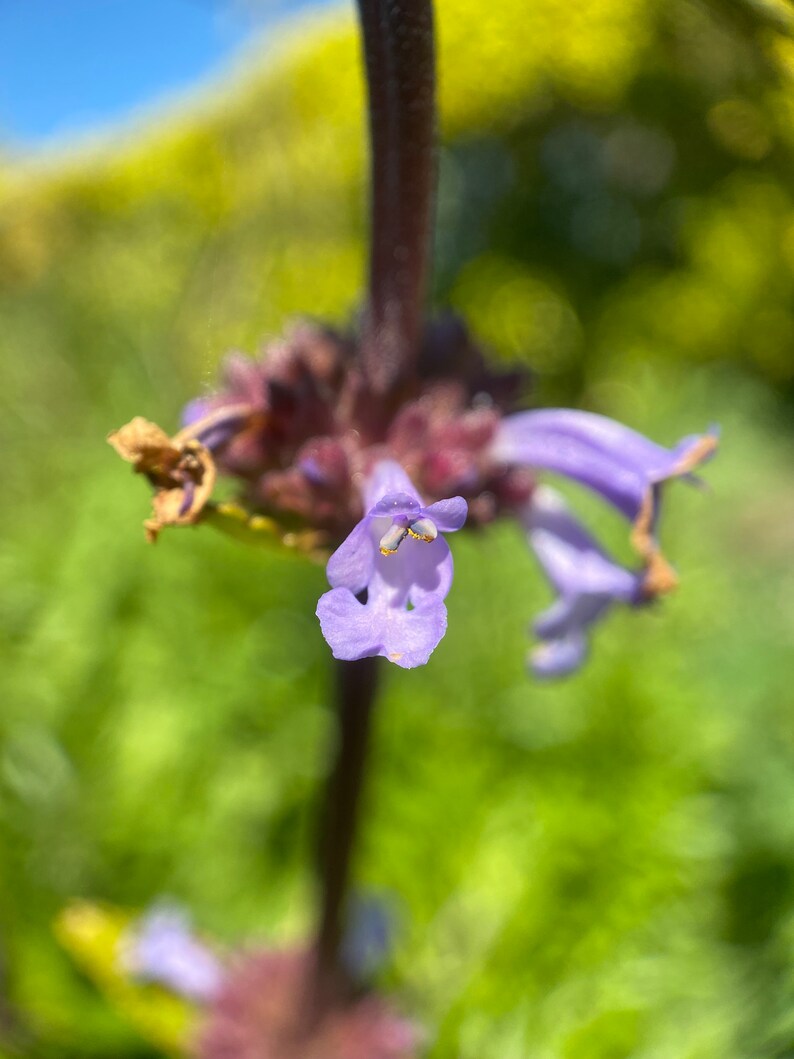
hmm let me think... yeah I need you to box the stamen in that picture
[407,517,437,542]
[379,523,410,555]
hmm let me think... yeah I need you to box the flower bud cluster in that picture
[182,317,534,539]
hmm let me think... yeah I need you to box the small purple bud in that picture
[119,903,224,1003]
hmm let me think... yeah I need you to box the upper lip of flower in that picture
[178,403,258,452]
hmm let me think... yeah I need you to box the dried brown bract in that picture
[108,416,216,542]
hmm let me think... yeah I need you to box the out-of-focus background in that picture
[2,0,794,1055]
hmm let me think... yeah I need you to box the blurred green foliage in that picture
[2,0,794,1055]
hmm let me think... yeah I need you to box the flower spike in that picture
[113,315,716,679]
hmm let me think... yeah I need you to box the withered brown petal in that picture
[107,417,175,464]
[109,418,217,542]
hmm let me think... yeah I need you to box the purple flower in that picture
[493,408,717,595]
[120,904,224,1003]
[493,407,716,518]
[316,461,467,668]
[522,486,646,678]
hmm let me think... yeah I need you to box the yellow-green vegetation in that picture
[54,903,194,1057]
[2,0,794,1056]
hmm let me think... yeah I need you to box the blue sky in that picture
[0,0,316,148]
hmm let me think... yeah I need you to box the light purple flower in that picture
[493,408,717,598]
[316,461,467,668]
[120,904,224,1003]
[522,486,646,677]
[493,407,717,521]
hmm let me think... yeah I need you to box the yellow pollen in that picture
[406,527,434,542]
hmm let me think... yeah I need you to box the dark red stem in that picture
[310,0,437,1015]
[357,0,437,397]
[313,656,380,1009]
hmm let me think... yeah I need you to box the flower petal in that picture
[522,486,645,678]
[532,593,611,642]
[375,535,454,605]
[529,632,588,679]
[504,410,717,479]
[379,595,448,668]
[369,492,424,520]
[424,496,468,532]
[175,404,254,452]
[525,489,640,603]
[363,460,420,510]
[494,420,648,519]
[122,905,223,1003]
[316,587,382,661]
[316,586,448,669]
[494,409,717,521]
[181,397,215,427]
[326,518,376,593]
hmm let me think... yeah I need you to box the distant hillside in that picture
[2,0,793,449]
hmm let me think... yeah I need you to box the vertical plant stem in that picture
[314,655,380,1007]
[357,0,437,396]
[310,0,437,1016]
